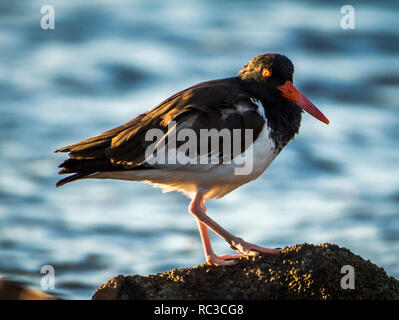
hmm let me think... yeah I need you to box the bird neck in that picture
[234,77,302,151]
[260,99,302,152]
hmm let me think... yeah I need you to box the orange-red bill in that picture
[277,81,329,125]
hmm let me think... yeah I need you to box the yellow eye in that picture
[262,68,271,77]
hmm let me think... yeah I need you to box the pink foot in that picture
[206,253,243,266]
[230,238,280,255]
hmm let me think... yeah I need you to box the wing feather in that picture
[55,77,265,185]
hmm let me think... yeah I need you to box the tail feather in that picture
[55,158,127,187]
[56,173,88,187]
[54,115,147,187]
[58,158,116,173]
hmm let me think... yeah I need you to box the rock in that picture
[0,279,56,300]
[92,243,399,300]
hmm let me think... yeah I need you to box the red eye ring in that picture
[262,68,271,77]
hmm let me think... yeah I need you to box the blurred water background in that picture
[0,0,398,299]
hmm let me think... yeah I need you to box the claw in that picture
[206,254,242,266]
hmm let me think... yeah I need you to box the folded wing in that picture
[55,77,265,186]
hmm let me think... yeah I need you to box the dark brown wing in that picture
[55,77,264,186]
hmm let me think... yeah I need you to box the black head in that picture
[237,53,329,125]
[237,53,294,101]
[238,53,294,85]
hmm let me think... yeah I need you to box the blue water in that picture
[1,0,398,299]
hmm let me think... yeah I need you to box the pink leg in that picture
[189,192,279,266]
[196,219,242,266]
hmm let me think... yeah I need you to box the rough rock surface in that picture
[92,243,399,300]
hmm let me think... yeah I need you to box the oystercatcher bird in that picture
[55,53,329,266]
